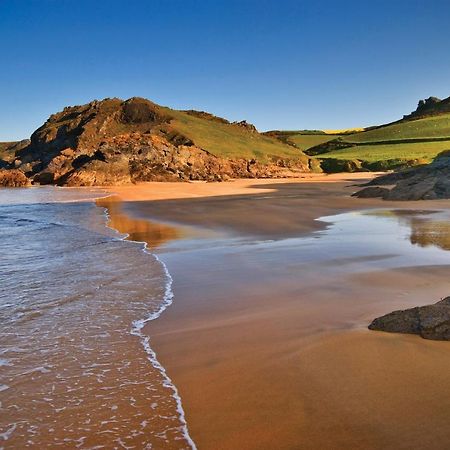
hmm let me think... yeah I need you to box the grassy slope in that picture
[264,130,344,151]
[287,134,339,151]
[321,141,450,163]
[344,114,450,143]
[167,110,307,163]
[316,113,450,167]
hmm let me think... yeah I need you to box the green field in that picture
[343,114,450,143]
[286,134,340,151]
[320,140,450,163]
[166,110,307,163]
[296,113,450,171]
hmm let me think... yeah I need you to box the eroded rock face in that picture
[0,169,30,187]
[7,97,311,186]
[369,297,450,341]
[354,151,450,200]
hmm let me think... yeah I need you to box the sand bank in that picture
[103,176,450,449]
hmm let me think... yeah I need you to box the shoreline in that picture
[97,198,197,449]
[100,177,450,449]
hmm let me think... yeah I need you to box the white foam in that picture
[99,202,197,449]
[0,423,16,441]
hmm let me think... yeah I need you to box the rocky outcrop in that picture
[0,140,30,167]
[369,297,450,341]
[404,96,450,120]
[232,120,258,133]
[0,169,30,187]
[353,151,450,200]
[5,97,311,186]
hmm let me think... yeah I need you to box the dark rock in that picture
[351,186,390,198]
[369,297,450,341]
[232,120,258,133]
[354,150,450,200]
[404,96,450,120]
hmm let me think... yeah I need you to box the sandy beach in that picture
[101,174,450,450]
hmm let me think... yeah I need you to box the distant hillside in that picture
[301,99,450,172]
[263,130,339,151]
[6,97,315,186]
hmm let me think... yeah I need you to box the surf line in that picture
[98,196,197,450]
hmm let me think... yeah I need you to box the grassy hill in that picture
[166,110,306,163]
[263,130,343,152]
[303,112,450,171]
[321,141,450,164]
[344,114,450,143]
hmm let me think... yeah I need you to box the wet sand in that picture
[104,175,450,450]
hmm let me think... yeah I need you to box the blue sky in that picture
[1,0,450,140]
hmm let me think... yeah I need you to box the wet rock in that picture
[352,186,389,198]
[369,297,450,340]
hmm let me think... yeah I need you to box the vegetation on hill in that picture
[302,109,450,171]
[344,113,450,143]
[166,110,305,163]
[263,130,343,152]
[320,141,450,162]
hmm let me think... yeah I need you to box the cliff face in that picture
[10,97,313,186]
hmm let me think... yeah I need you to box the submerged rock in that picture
[369,297,450,340]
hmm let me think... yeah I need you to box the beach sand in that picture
[103,174,450,450]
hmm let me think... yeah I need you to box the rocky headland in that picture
[0,97,314,187]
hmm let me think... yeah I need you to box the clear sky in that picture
[1,0,450,140]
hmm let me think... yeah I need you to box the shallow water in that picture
[0,188,194,449]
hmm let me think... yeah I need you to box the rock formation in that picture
[353,150,450,200]
[404,95,450,120]
[4,97,312,186]
[0,169,30,187]
[369,297,450,341]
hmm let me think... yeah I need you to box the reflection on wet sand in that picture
[97,196,182,249]
[410,218,450,251]
[370,209,450,251]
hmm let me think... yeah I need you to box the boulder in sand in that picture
[369,297,450,340]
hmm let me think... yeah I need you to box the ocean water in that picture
[0,188,195,449]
